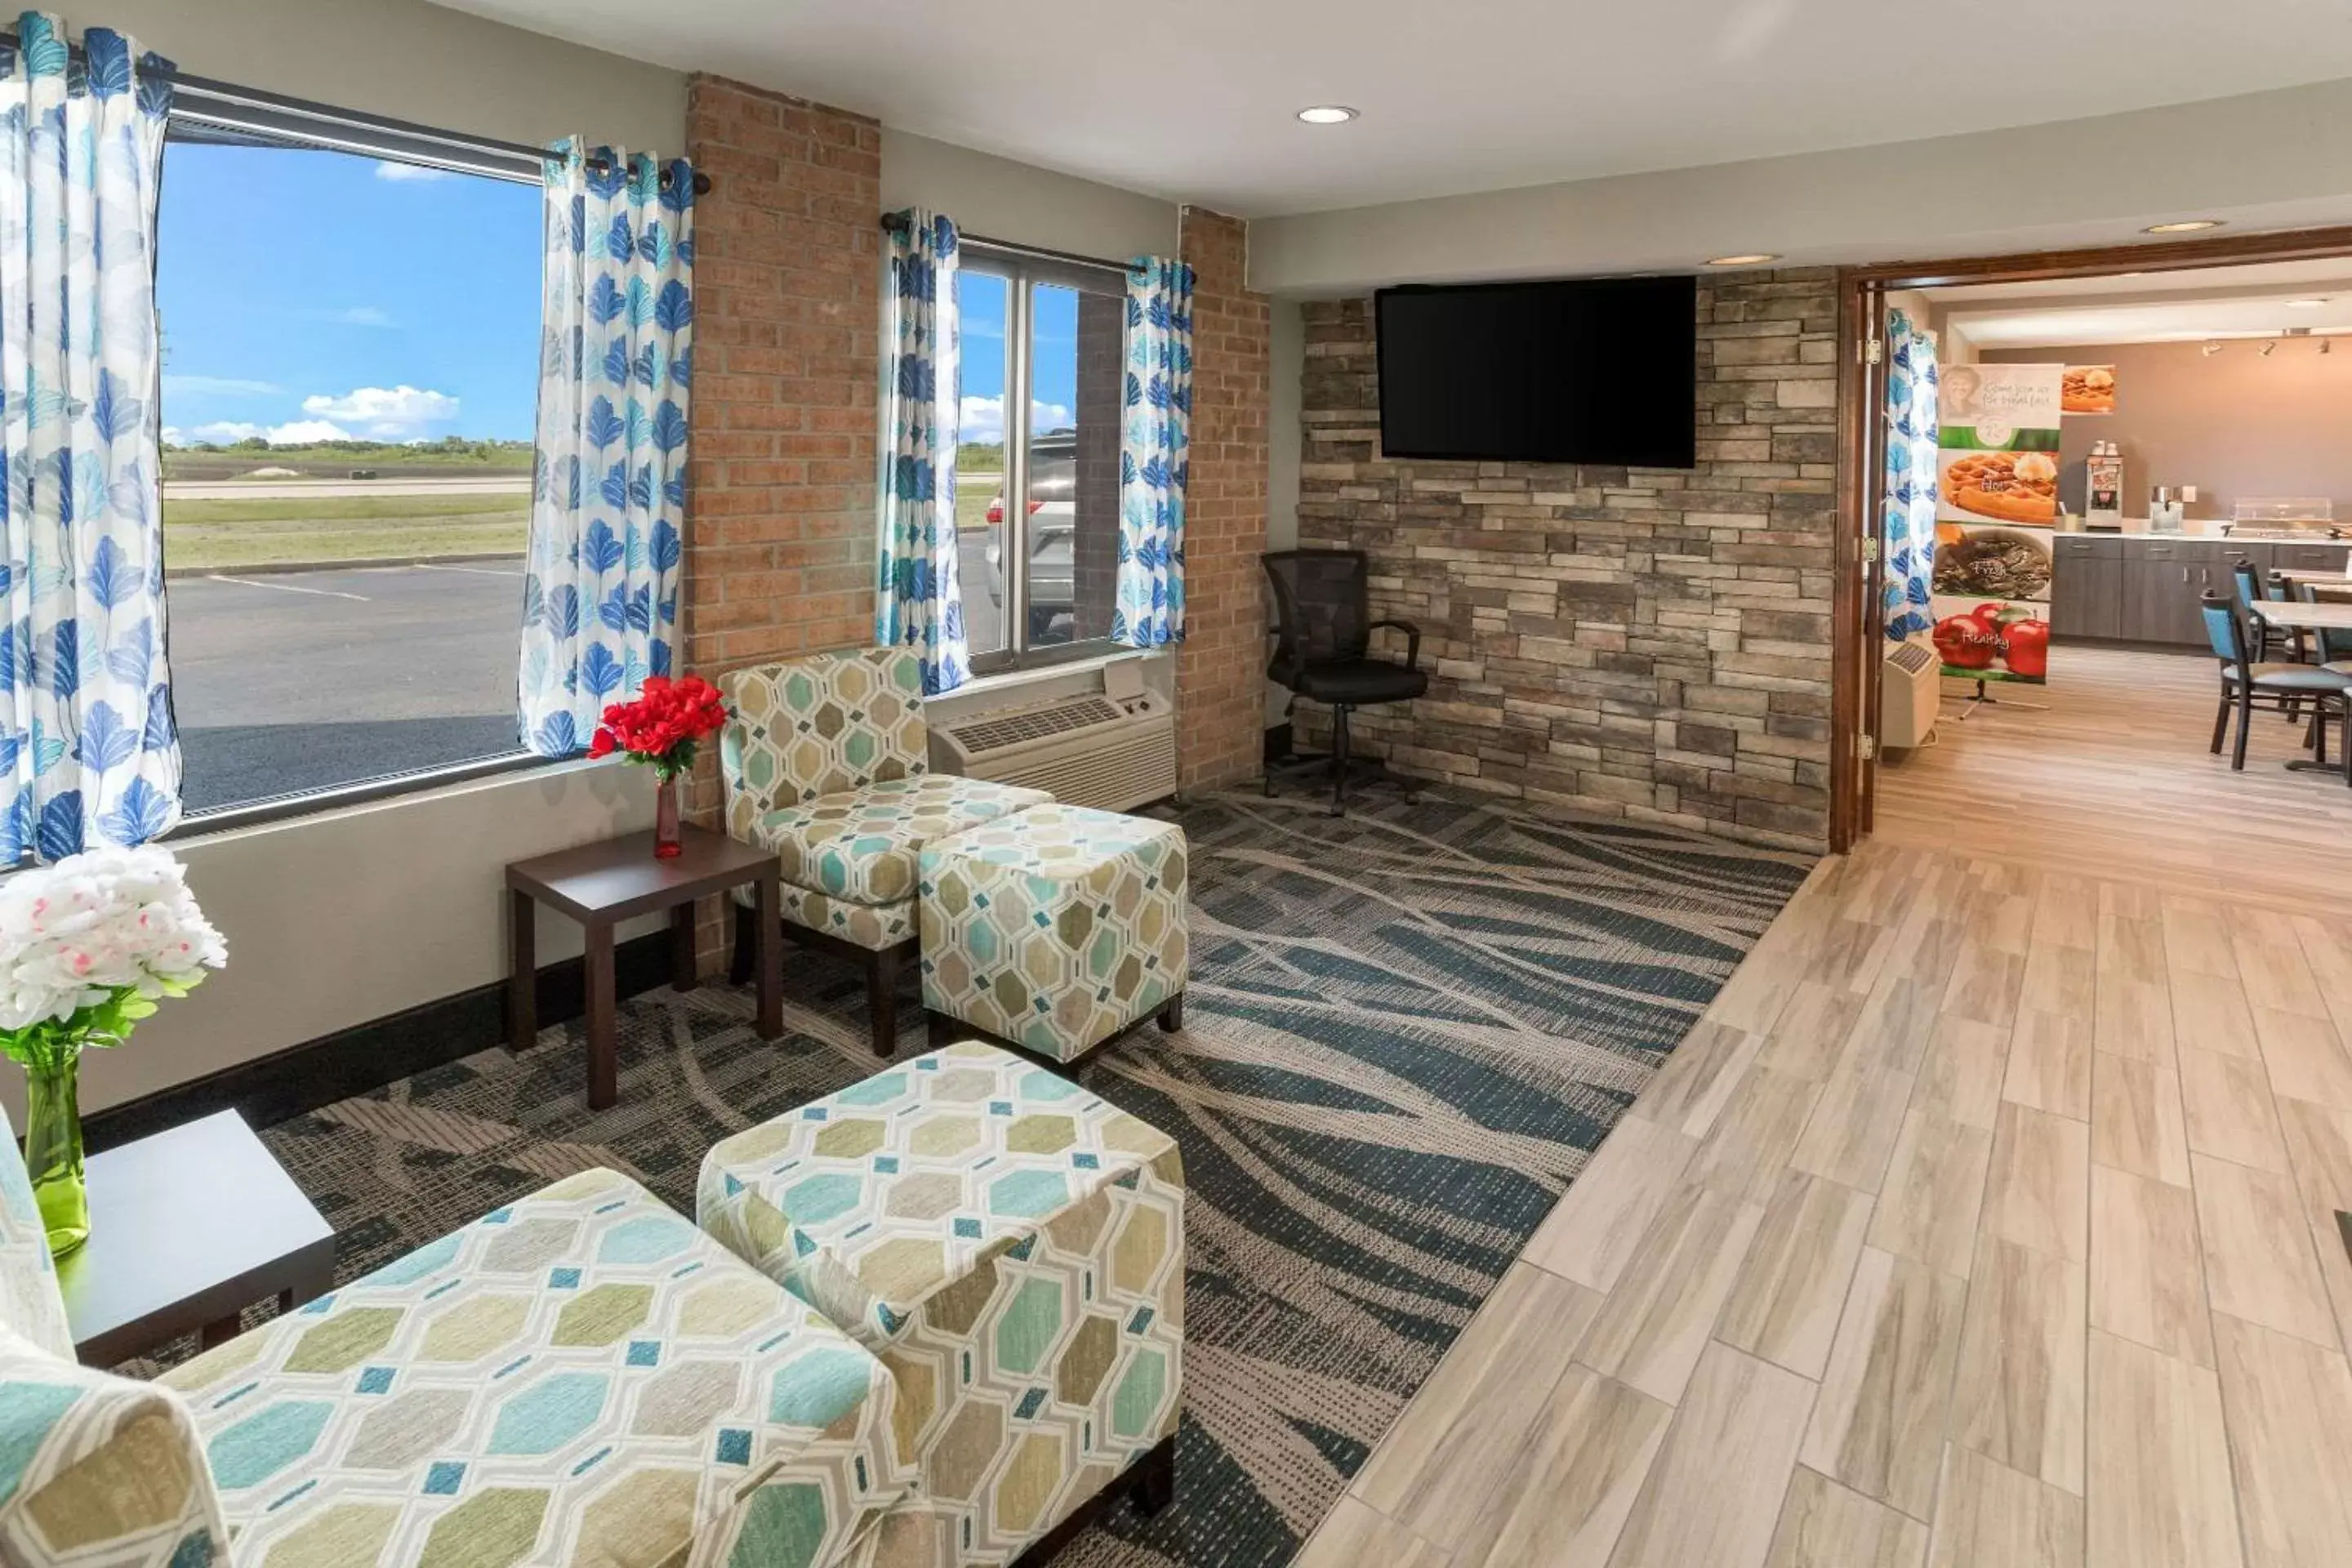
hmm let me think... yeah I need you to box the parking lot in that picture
[171,533,1004,813]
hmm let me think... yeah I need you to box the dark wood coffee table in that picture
[60,1109,336,1366]
[506,825,782,1109]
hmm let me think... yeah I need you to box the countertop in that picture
[2052,519,2345,547]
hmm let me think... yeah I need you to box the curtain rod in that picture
[0,30,710,194]
[881,214,1132,274]
[170,74,715,195]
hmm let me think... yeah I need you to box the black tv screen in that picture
[1375,275,1697,468]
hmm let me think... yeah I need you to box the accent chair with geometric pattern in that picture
[0,1155,921,1568]
[696,1041,1185,1566]
[719,648,1054,1054]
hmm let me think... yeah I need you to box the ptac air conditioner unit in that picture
[1881,641,1940,751]
[934,670,1178,812]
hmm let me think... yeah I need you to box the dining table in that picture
[2246,599,2352,780]
[2250,598,2352,633]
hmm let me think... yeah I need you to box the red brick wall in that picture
[1174,207,1270,791]
[679,74,881,966]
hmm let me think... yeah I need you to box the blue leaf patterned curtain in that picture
[1114,257,1192,649]
[875,209,967,695]
[1883,308,1940,643]
[520,139,694,757]
[0,13,178,862]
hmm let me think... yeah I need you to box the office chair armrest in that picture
[1369,617,1423,670]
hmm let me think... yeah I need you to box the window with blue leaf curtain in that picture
[519,139,694,756]
[0,13,181,862]
[1114,257,1193,648]
[1883,308,1940,643]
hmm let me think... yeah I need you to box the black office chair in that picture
[1262,549,1428,814]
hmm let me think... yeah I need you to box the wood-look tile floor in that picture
[1295,644,2352,1568]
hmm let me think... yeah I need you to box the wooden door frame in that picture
[1828,224,2352,853]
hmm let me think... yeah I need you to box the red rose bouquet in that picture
[588,675,730,858]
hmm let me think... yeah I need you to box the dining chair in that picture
[2231,557,2273,662]
[2200,589,2352,777]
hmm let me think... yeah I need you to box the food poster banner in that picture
[2065,364,2117,414]
[1933,362,2061,684]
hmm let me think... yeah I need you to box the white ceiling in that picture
[428,0,2352,216]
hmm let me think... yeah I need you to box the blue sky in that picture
[957,273,1080,444]
[157,141,541,446]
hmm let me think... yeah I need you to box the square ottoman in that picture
[917,804,1188,1067]
[695,1043,1184,1566]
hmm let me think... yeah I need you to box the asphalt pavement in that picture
[172,559,527,812]
[168,536,1004,814]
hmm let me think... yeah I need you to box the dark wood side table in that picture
[506,826,782,1109]
[60,1109,336,1367]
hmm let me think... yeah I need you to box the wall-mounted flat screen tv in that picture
[1374,274,1697,468]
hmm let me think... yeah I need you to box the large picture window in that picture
[156,123,541,817]
[956,243,1126,674]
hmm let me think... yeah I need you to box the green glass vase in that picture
[24,1049,88,1258]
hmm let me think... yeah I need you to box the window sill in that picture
[952,644,1169,702]
[165,751,590,849]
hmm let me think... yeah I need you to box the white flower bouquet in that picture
[0,844,228,1067]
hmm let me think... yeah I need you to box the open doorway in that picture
[1838,232,2352,906]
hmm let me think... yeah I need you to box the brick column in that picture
[679,74,881,969]
[1174,207,1270,792]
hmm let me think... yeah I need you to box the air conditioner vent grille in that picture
[945,694,1125,758]
[1886,642,1936,675]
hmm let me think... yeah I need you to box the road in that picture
[164,476,533,501]
[172,560,525,813]
[167,528,1004,815]
[166,517,1011,817]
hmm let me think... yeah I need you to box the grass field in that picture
[163,443,536,484]
[163,493,529,572]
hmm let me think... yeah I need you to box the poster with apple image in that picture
[1930,594,2051,684]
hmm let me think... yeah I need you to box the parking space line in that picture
[415,563,528,578]
[207,574,372,602]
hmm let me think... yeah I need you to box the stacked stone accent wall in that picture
[1294,271,1838,848]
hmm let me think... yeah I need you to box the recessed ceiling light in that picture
[2287,297,2329,308]
[2144,219,2224,234]
[1705,253,1780,266]
[1296,105,1358,125]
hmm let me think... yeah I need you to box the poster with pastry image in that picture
[1934,363,2060,683]
[1937,362,2065,526]
[2064,364,2117,414]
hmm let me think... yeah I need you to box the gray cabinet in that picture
[2051,536,2121,640]
[2045,536,2351,648]
[2274,541,2352,573]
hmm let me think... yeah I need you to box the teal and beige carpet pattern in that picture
[254,789,1813,1566]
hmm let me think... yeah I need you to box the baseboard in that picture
[81,933,673,1153]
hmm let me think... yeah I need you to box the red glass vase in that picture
[654,775,682,859]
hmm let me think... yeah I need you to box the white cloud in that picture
[180,418,354,447]
[162,374,283,398]
[374,160,453,182]
[300,385,460,441]
[958,395,1076,446]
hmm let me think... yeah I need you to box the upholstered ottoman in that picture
[917,804,1188,1067]
[152,1169,915,1568]
[696,1042,1185,1566]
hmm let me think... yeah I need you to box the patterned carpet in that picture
[252,788,1813,1566]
